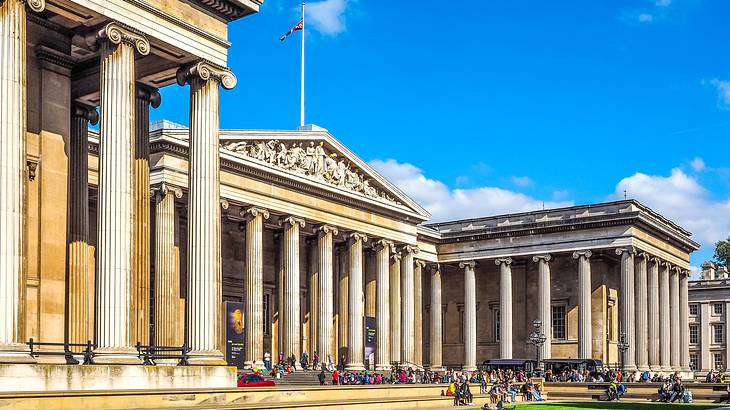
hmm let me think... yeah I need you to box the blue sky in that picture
[152,0,730,271]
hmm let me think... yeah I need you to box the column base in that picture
[375,363,392,372]
[636,364,650,372]
[429,366,445,373]
[93,348,142,365]
[187,350,227,366]
[648,364,661,372]
[345,362,365,371]
[0,347,36,365]
[623,364,638,373]
[462,366,477,372]
[253,360,265,369]
[660,365,673,373]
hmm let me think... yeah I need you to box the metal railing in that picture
[135,342,190,366]
[26,338,96,365]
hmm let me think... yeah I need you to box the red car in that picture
[237,373,276,387]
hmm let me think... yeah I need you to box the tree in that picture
[714,237,730,267]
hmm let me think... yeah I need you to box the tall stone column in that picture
[670,267,680,371]
[414,260,425,367]
[679,270,691,373]
[635,252,649,371]
[337,245,348,361]
[177,61,236,364]
[131,84,160,346]
[242,207,270,368]
[429,264,445,372]
[0,0,44,363]
[648,257,660,371]
[153,184,182,347]
[67,104,98,349]
[316,225,337,368]
[573,250,593,359]
[616,247,636,372]
[533,255,552,362]
[495,257,513,359]
[89,23,149,363]
[279,216,305,364]
[659,262,671,371]
[346,232,367,371]
[460,261,477,371]
[389,251,401,363]
[400,245,417,367]
[374,240,392,371]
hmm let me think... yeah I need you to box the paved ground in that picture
[500,402,729,409]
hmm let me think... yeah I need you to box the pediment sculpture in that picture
[222,140,400,204]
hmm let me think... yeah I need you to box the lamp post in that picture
[617,331,629,374]
[528,319,547,376]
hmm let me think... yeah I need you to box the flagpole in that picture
[300,1,305,128]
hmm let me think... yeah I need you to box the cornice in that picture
[191,0,255,22]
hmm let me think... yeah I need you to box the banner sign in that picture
[365,316,376,369]
[225,301,245,368]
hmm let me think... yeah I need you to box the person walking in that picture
[318,370,326,386]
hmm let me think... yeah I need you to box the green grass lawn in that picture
[503,402,728,410]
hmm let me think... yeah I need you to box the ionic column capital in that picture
[372,239,394,252]
[176,60,237,90]
[660,260,672,269]
[24,0,45,13]
[415,259,427,269]
[315,224,338,236]
[391,252,402,262]
[636,251,650,260]
[152,183,183,202]
[347,232,368,243]
[532,254,552,263]
[615,246,636,257]
[280,215,306,228]
[399,244,419,255]
[219,198,229,210]
[136,84,161,108]
[572,250,593,260]
[428,263,442,273]
[241,206,270,221]
[494,257,513,267]
[72,102,99,125]
[459,260,477,270]
[85,22,150,55]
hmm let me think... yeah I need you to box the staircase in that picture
[275,369,327,386]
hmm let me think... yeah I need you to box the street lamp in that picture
[528,319,547,376]
[617,331,629,374]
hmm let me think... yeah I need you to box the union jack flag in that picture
[280,20,303,42]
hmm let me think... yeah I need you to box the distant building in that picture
[688,262,730,376]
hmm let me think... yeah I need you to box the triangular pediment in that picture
[218,128,430,221]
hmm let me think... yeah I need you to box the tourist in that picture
[318,370,326,386]
[300,351,308,370]
[460,379,473,405]
[263,352,271,370]
[313,351,319,369]
[332,369,339,385]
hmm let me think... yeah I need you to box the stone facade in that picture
[688,262,730,377]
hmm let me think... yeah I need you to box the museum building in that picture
[0,0,700,391]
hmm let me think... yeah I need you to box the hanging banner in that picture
[365,316,376,369]
[225,301,245,368]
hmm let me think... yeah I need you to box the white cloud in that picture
[709,79,730,109]
[510,176,533,187]
[638,13,654,22]
[369,159,573,222]
[690,157,706,172]
[305,0,348,35]
[655,0,672,7]
[614,168,730,246]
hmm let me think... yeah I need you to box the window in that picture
[493,309,501,343]
[690,354,699,371]
[689,325,699,345]
[263,294,271,336]
[689,304,698,316]
[714,303,724,316]
[552,305,566,340]
[714,324,724,344]
[714,353,725,371]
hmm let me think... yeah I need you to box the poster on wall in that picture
[365,316,376,370]
[225,301,245,368]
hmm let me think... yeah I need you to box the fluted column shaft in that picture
[429,265,444,371]
[0,0,41,358]
[648,258,660,370]
[337,246,348,359]
[317,225,337,367]
[574,250,592,359]
[635,253,649,371]
[374,240,392,371]
[496,258,513,359]
[400,246,416,366]
[68,105,98,348]
[679,271,691,372]
[131,85,160,346]
[534,255,552,361]
[389,253,401,363]
[414,260,424,367]
[243,208,269,368]
[670,268,680,370]
[346,233,367,370]
[281,217,305,363]
[154,184,180,346]
[617,248,636,371]
[659,263,671,371]
[95,29,147,362]
[461,261,477,371]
